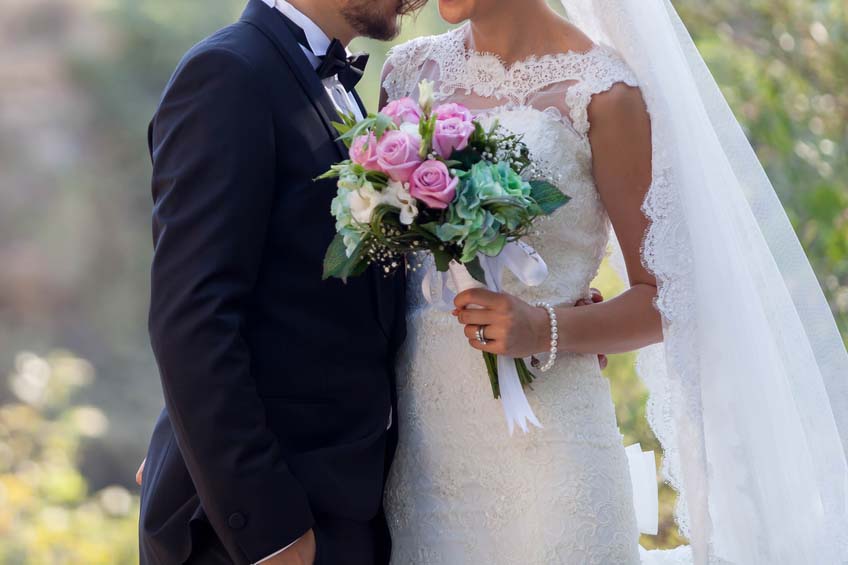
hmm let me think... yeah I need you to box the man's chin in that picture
[343,4,401,42]
[361,18,401,42]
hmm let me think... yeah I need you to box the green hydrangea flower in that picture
[330,189,365,257]
[489,160,533,200]
[434,161,526,261]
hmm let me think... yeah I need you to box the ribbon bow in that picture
[422,241,549,434]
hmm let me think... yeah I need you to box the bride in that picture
[380,0,848,564]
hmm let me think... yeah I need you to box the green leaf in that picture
[322,234,366,282]
[483,352,500,398]
[374,112,396,138]
[418,221,443,239]
[515,358,536,389]
[464,256,487,284]
[449,147,483,170]
[529,180,571,215]
[370,204,401,234]
[406,223,442,246]
[418,114,438,158]
[338,116,376,143]
[331,121,352,138]
[315,168,341,181]
[364,170,390,188]
[432,247,452,272]
[330,113,361,142]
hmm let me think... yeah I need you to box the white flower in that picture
[383,180,419,225]
[347,180,419,228]
[466,54,505,99]
[348,181,383,224]
[399,121,421,137]
[418,79,435,114]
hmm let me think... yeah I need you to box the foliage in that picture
[0,352,139,565]
[675,0,848,339]
[0,0,844,558]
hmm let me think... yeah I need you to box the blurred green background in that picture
[0,0,845,562]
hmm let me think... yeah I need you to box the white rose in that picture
[348,181,383,224]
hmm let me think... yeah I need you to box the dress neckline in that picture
[455,22,601,74]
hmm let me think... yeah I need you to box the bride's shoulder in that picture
[381,27,463,100]
[550,44,642,136]
[384,26,462,70]
[573,45,638,89]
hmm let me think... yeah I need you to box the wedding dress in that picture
[381,0,848,560]
[381,23,688,564]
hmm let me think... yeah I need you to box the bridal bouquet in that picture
[320,80,569,431]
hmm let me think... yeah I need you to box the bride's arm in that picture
[561,82,660,353]
[454,83,661,356]
[378,57,395,111]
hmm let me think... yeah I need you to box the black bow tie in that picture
[281,15,369,91]
[316,39,369,91]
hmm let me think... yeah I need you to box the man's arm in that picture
[148,47,313,564]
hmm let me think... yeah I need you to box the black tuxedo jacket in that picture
[139,2,405,563]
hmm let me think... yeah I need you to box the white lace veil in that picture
[562,0,848,562]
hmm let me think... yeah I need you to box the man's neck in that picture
[286,0,357,45]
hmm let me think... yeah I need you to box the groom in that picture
[138,1,424,564]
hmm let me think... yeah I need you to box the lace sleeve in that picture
[566,47,639,136]
[382,36,436,102]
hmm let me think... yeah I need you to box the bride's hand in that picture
[578,289,609,370]
[453,289,551,358]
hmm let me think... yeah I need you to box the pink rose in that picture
[376,130,423,182]
[432,117,475,159]
[382,97,424,126]
[433,102,474,123]
[349,133,381,170]
[409,160,458,209]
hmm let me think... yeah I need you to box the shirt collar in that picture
[262,0,336,58]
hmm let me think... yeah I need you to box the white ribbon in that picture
[422,241,548,434]
[625,443,659,535]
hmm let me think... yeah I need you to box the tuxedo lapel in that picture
[240,0,347,159]
[347,88,394,339]
[240,0,394,340]
[351,90,369,119]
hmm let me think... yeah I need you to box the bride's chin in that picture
[437,0,473,24]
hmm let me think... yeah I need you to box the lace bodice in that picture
[383,24,638,137]
[379,26,692,565]
[383,24,639,311]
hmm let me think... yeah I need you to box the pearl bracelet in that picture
[531,302,558,373]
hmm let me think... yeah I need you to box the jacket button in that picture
[228,512,247,530]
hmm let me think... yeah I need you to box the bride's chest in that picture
[476,106,606,233]
[474,107,611,299]
[470,105,594,189]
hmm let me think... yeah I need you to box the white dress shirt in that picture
[254,3,366,563]
[262,0,364,121]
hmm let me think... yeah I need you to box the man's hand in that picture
[262,530,316,565]
[135,456,316,564]
[136,458,146,486]
[576,288,609,370]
